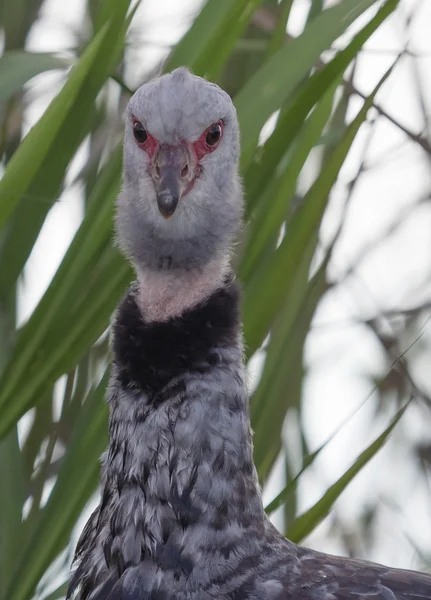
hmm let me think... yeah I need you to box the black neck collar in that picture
[112,276,241,398]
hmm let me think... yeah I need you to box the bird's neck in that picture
[136,258,229,322]
[99,277,268,579]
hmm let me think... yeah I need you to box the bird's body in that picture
[68,68,431,600]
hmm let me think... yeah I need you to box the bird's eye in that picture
[133,121,148,144]
[205,123,222,147]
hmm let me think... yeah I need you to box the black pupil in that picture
[133,121,147,144]
[206,123,221,146]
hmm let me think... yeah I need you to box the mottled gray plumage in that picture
[68,68,431,600]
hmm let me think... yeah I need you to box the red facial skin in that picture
[132,118,159,160]
[191,119,224,161]
[132,117,223,196]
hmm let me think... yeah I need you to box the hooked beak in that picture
[151,144,195,218]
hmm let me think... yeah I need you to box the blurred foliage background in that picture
[0,0,431,598]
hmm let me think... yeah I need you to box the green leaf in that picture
[241,80,337,281]
[21,391,53,477]
[286,403,409,543]
[0,428,25,595]
[42,581,68,600]
[6,373,109,600]
[264,363,376,517]
[165,0,265,80]
[306,0,323,24]
[265,0,294,59]
[0,0,132,288]
[0,26,106,229]
[0,51,69,103]
[243,61,395,355]
[0,247,131,440]
[0,148,128,440]
[252,251,327,481]
[218,22,268,99]
[241,0,398,182]
[0,0,44,52]
[235,0,381,166]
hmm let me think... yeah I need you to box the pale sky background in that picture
[13,0,431,584]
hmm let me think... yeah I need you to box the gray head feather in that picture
[116,67,243,273]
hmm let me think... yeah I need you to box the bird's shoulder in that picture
[280,545,431,600]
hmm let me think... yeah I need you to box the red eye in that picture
[205,122,222,147]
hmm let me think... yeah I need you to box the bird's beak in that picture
[152,144,194,218]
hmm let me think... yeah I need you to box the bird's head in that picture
[116,67,243,273]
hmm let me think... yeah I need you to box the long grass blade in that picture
[0,51,69,102]
[6,373,109,600]
[235,0,382,166]
[286,403,409,543]
[243,61,396,354]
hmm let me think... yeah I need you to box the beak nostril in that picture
[181,164,189,179]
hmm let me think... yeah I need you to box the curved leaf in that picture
[286,403,408,543]
[0,0,132,285]
[0,51,69,103]
[165,0,265,80]
[235,0,382,165]
[6,372,109,600]
[243,62,395,354]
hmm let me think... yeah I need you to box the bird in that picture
[67,67,431,600]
